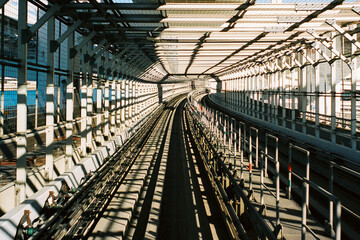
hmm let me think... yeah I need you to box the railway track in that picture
[14,96,180,240]
[89,95,235,239]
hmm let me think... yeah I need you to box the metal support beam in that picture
[108,44,135,67]
[84,39,107,62]
[65,32,74,171]
[90,43,112,64]
[315,43,321,139]
[111,79,116,134]
[70,31,97,58]
[311,42,332,63]
[23,3,63,43]
[64,3,161,10]
[16,0,28,205]
[307,29,351,66]
[96,63,102,143]
[299,48,315,65]
[45,15,55,181]
[326,19,360,49]
[350,32,358,149]
[104,52,110,138]
[80,44,88,156]
[86,44,94,152]
[51,19,85,53]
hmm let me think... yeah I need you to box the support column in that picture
[65,32,74,170]
[130,80,134,122]
[269,73,273,123]
[104,53,110,138]
[125,79,129,126]
[45,15,55,181]
[121,79,125,129]
[86,47,93,153]
[351,33,358,150]
[291,58,297,131]
[274,68,279,125]
[315,46,320,139]
[256,74,260,119]
[261,74,265,120]
[301,56,307,134]
[16,0,28,205]
[331,34,340,143]
[96,80,102,143]
[80,45,88,156]
[281,68,286,127]
[116,78,121,131]
[111,78,116,135]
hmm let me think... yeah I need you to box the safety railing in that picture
[186,100,276,240]
[301,178,341,240]
[288,144,310,206]
[189,90,360,239]
[261,134,281,230]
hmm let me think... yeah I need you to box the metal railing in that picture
[189,90,360,239]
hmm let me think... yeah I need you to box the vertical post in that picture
[260,151,264,206]
[305,151,310,207]
[268,73,272,122]
[233,119,237,170]
[301,182,307,240]
[0,6,5,136]
[104,52,110,138]
[45,15,55,180]
[281,67,286,127]
[256,74,260,119]
[315,44,320,139]
[16,0,28,204]
[223,114,226,150]
[80,45,88,156]
[255,128,258,168]
[249,127,253,192]
[331,33,337,143]
[121,79,125,130]
[275,136,280,227]
[128,80,132,123]
[96,80,102,143]
[302,54,307,134]
[125,80,129,125]
[334,199,341,240]
[111,78,116,134]
[116,79,121,131]
[275,69,279,125]
[86,44,93,153]
[329,163,334,229]
[291,65,296,131]
[66,32,74,170]
[230,118,233,153]
[351,32,358,150]
[288,144,292,199]
[265,134,268,177]
[262,74,266,120]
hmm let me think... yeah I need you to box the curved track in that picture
[25,94,233,240]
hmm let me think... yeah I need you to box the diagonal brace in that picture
[23,2,64,43]
[311,41,332,63]
[70,31,97,58]
[50,19,85,52]
[307,29,351,66]
[326,19,360,49]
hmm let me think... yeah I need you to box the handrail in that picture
[187,94,276,240]
[301,178,341,240]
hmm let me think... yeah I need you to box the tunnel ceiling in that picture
[48,0,360,82]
